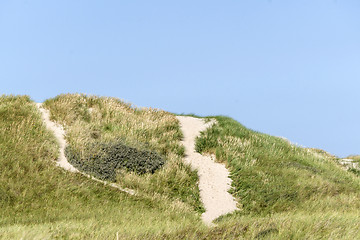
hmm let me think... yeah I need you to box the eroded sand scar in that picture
[176,116,238,225]
[36,103,78,172]
[36,103,135,195]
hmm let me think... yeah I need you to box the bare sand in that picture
[176,116,238,226]
[339,158,359,170]
[36,103,135,195]
[36,103,237,220]
[36,103,78,172]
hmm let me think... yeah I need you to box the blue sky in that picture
[1,0,359,157]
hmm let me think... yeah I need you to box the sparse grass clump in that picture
[43,94,203,212]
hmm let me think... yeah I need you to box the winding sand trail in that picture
[36,103,135,195]
[176,116,238,226]
[36,103,237,222]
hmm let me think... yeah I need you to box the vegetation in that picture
[0,95,204,239]
[347,155,360,162]
[43,94,203,212]
[344,155,360,176]
[66,141,165,181]
[2,94,360,239]
[195,115,360,238]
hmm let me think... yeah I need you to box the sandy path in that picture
[176,116,238,225]
[36,103,78,172]
[36,103,135,195]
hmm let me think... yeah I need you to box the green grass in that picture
[193,115,360,238]
[158,211,360,239]
[43,94,203,212]
[0,95,204,239]
[196,116,360,215]
[2,95,360,239]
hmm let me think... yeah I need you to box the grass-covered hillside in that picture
[43,94,202,212]
[195,116,360,238]
[1,94,360,239]
[0,95,204,239]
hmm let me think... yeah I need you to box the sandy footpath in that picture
[36,103,78,172]
[176,116,238,225]
[36,103,237,221]
[36,103,135,195]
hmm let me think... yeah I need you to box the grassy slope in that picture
[194,116,360,238]
[43,94,203,212]
[0,96,204,239]
[2,95,360,239]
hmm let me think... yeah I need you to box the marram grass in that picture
[43,93,203,212]
[0,95,204,239]
[1,94,360,239]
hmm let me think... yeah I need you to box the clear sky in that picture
[1,0,359,157]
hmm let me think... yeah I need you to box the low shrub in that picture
[66,141,165,181]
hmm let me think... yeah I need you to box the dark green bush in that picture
[65,141,165,181]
